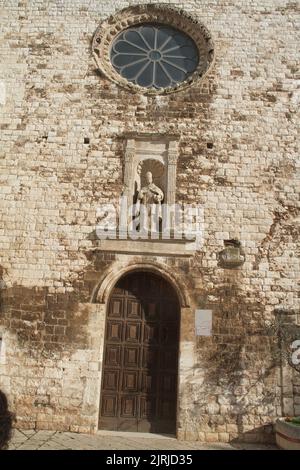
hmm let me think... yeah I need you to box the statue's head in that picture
[145,171,153,184]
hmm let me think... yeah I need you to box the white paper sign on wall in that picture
[195,309,212,336]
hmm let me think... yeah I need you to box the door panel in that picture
[99,271,179,434]
[109,298,123,317]
[101,395,117,417]
[105,345,121,367]
[103,370,119,391]
[127,299,141,318]
[123,371,139,392]
[106,322,123,342]
[125,322,141,342]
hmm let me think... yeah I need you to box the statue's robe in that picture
[137,183,164,232]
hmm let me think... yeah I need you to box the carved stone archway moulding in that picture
[91,259,191,308]
[92,4,215,95]
[90,260,194,439]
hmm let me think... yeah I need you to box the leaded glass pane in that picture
[110,24,199,89]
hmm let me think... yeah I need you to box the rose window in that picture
[110,24,199,89]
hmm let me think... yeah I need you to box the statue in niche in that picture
[138,171,164,205]
[134,171,164,234]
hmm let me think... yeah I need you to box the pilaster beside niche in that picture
[97,134,197,257]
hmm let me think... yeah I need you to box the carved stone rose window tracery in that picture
[110,24,199,89]
[92,4,214,95]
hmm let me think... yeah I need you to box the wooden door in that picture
[99,271,180,434]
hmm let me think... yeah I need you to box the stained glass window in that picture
[110,24,199,89]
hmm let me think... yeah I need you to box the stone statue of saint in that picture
[138,171,164,205]
[135,171,164,234]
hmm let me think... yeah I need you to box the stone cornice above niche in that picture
[95,237,197,257]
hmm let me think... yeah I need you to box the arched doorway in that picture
[98,270,180,434]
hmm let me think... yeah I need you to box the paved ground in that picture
[8,429,277,450]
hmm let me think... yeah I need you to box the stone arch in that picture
[92,260,194,437]
[91,260,190,308]
[98,266,184,433]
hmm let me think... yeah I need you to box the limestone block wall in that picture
[0,0,299,441]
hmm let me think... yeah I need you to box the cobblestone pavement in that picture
[8,429,278,450]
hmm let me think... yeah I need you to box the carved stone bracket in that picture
[217,239,245,268]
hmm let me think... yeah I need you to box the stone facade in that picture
[0,0,299,443]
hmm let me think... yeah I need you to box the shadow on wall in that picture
[188,281,281,443]
[0,266,6,315]
[230,425,275,446]
[0,390,15,450]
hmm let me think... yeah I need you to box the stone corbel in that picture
[217,239,245,268]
